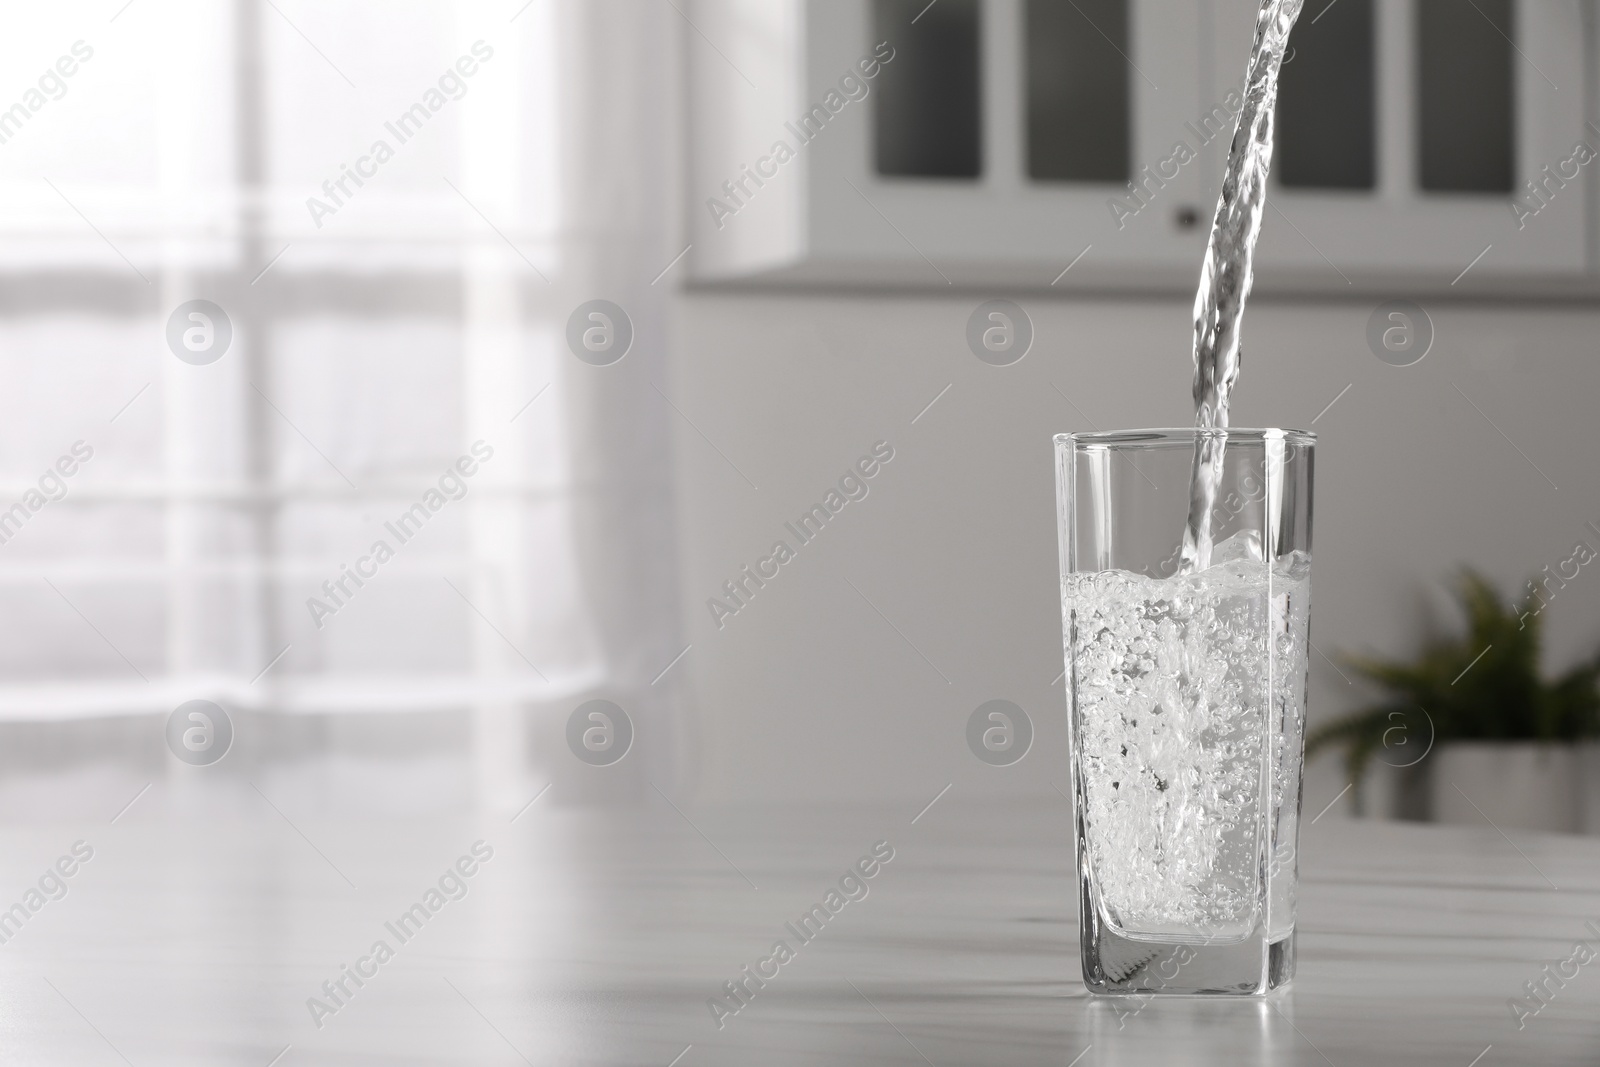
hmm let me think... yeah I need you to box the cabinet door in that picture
[687,0,1595,292]
[690,0,1215,287]
[798,0,1210,288]
[1209,0,1589,294]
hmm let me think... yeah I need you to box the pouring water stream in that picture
[1178,0,1305,574]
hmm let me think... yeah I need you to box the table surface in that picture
[1,797,1596,1065]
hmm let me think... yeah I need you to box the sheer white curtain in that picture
[0,0,684,812]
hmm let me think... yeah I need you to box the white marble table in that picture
[1,798,1596,1065]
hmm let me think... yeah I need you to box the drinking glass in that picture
[1055,429,1314,995]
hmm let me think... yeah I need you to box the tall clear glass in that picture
[1055,429,1314,995]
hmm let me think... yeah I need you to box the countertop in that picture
[1,796,1596,1065]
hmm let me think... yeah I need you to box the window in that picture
[0,0,682,812]
[1026,0,1132,183]
[1278,0,1376,190]
[875,0,983,178]
[1418,0,1515,193]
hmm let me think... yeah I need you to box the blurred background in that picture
[4,0,1599,832]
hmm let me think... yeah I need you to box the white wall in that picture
[668,291,1600,816]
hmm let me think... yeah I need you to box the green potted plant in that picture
[1307,569,1600,832]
